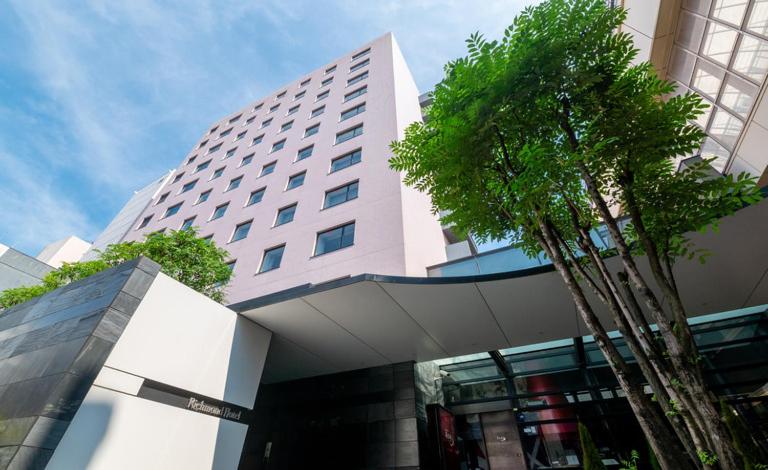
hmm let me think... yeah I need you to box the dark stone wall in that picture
[0,257,159,470]
[239,362,420,470]
[0,248,53,292]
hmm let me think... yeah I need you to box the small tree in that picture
[0,228,232,309]
[579,422,606,470]
[390,0,761,468]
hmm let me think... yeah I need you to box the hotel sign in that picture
[137,379,253,424]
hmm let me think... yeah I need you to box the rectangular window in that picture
[330,148,362,172]
[244,115,256,125]
[252,103,263,112]
[351,48,370,61]
[219,128,233,138]
[228,113,242,124]
[287,105,299,116]
[180,179,198,193]
[235,131,247,141]
[280,121,293,132]
[240,153,254,167]
[207,142,222,154]
[202,234,213,243]
[251,134,264,146]
[199,139,209,149]
[340,102,365,121]
[275,204,297,226]
[269,104,280,113]
[172,172,184,183]
[195,160,211,172]
[137,215,153,229]
[261,118,272,129]
[304,124,320,137]
[311,105,325,118]
[347,71,368,86]
[226,176,242,192]
[247,188,265,206]
[260,161,276,176]
[335,124,363,144]
[181,216,196,230]
[196,190,211,204]
[350,58,369,73]
[294,90,306,100]
[157,192,169,204]
[325,65,337,74]
[230,220,252,242]
[164,202,183,218]
[187,155,197,165]
[209,126,218,135]
[211,202,229,220]
[296,145,313,161]
[276,91,286,99]
[259,245,285,272]
[315,222,355,255]
[300,78,311,87]
[224,147,237,159]
[344,86,367,102]
[226,260,236,272]
[271,139,286,152]
[324,181,359,208]
[286,171,306,190]
[316,90,330,101]
[321,76,334,87]
[211,167,225,179]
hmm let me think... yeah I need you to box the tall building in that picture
[122,33,446,304]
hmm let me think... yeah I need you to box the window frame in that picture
[313,221,356,256]
[230,219,253,243]
[286,171,306,191]
[274,203,297,226]
[323,180,359,209]
[211,202,229,221]
[259,244,286,273]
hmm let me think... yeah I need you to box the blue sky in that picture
[0,0,538,255]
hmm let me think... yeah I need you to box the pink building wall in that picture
[123,33,447,304]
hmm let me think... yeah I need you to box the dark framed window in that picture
[209,126,218,135]
[230,220,252,242]
[196,190,211,204]
[350,58,369,73]
[225,147,237,159]
[294,91,306,100]
[187,155,197,165]
[343,86,367,102]
[275,204,297,226]
[325,65,337,74]
[300,78,311,87]
[335,124,363,144]
[261,119,272,129]
[271,139,286,152]
[269,104,280,113]
[157,192,169,204]
[195,160,211,172]
[340,102,365,121]
[330,149,362,172]
[247,188,265,206]
[316,90,329,101]
[226,176,243,192]
[280,121,293,132]
[172,172,184,183]
[304,124,320,137]
[315,222,355,255]
[324,181,359,208]
[347,71,368,86]
[228,113,242,124]
[296,145,314,161]
[351,47,370,61]
[286,172,306,190]
[276,91,286,99]
[240,153,254,166]
[244,116,256,125]
[287,105,300,116]
[211,167,225,179]
[180,179,198,193]
[260,161,276,176]
[181,217,196,230]
[199,139,209,149]
[211,202,229,220]
[252,134,264,146]
[321,76,334,87]
[252,103,263,112]
[219,127,233,138]
[235,131,247,141]
[137,215,153,229]
[259,245,285,272]
[164,203,183,218]
[208,142,222,154]
[311,106,325,118]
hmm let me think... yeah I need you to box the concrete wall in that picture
[0,243,52,293]
[36,236,91,268]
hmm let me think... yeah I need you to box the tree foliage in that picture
[579,422,607,470]
[0,228,232,309]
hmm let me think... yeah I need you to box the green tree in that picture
[579,422,607,470]
[390,0,761,468]
[0,228,232,309]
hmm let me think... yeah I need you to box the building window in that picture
[196,190,212,204]
[235,131,247,141]
[347,71,368,86]
[261,161,276,176]
[137,215,153,229]
[269,104,280,113]
[335,124,363,144]
[287,105,300,116]
[280,121,293,132]
[211,167,225,180]
[315,222,355,255]
[311,105,325,118]
[294,90,306,100]
[224,147,237,159]
[187,155,197,165]
[172,172,184,184]
[247,188,265,206]
[240,153,254,167]
[252,103,263,112]
[244,115,256,126]
[211,202,229,220]
[229,113,242,124]
[230,220,252,242]
[321,76,334,87]
[226,260,236,272]
[275,204,297,226]
[300,78,311,87]
[286,172,306,190]
[296,145,314,161]
[340,102,366,121]
[181,216,196,230]
[351,48,370,61]
[202,234,214,243]
[276,91,286,99]
[209,126,218,135]
[259,245,285,272]
[325,65,337,74]
[316,90,330,101]
[344,86,367,102]
[164,202,183,218]
[331,148,362,172]
[271,139,286,152]
[208,142,222,154]
[324,181,359,208]
[304,124,320,137]
[261,118,272,129]
[219,128,233,138]
[198,139,209,149]
[252,134,264,146]
[350,58,369,73]
[226,176,243,192]
[180,179,198,193]
[195,160,211,173]
[157,192,170,204]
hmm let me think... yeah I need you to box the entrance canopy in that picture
[231,200,768,384]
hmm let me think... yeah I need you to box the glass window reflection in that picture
[733,34,768,81]
[702,22,739,65]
